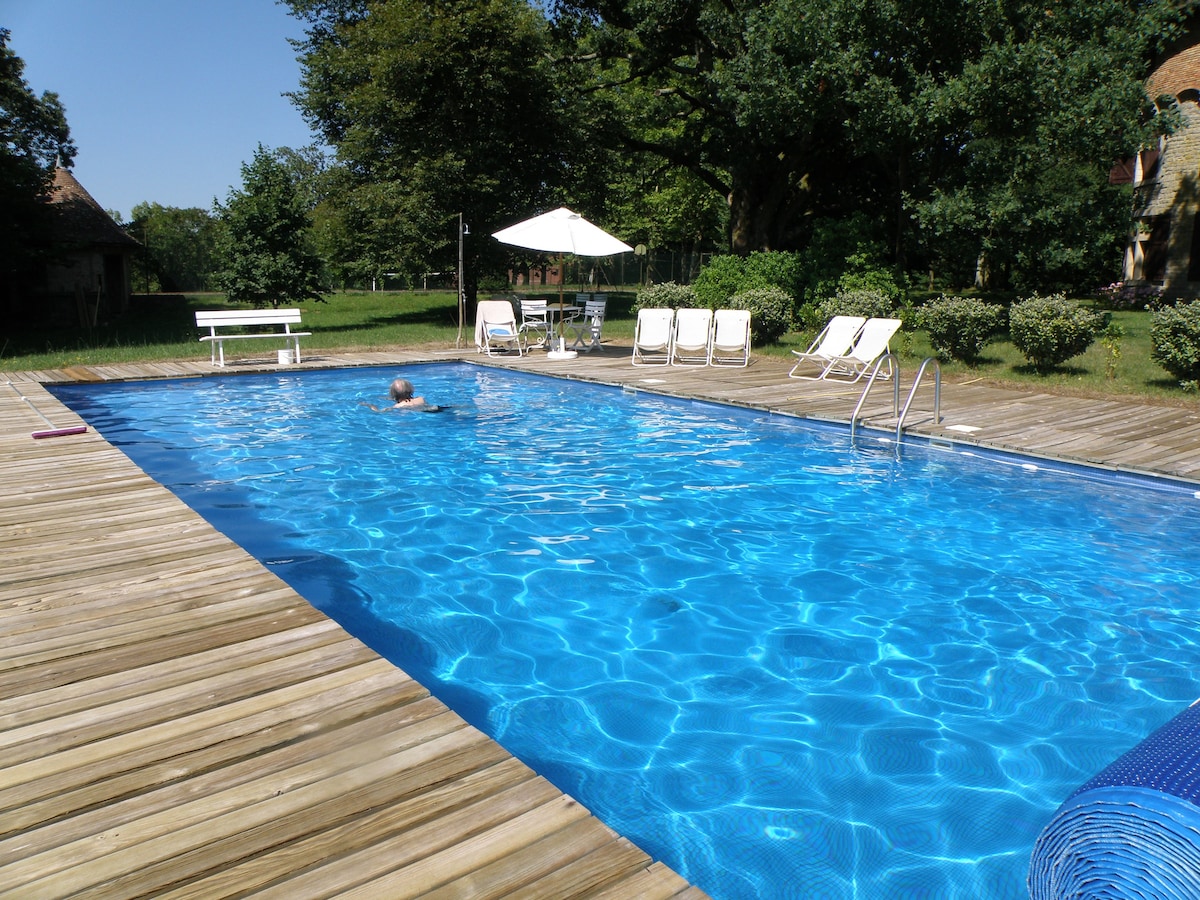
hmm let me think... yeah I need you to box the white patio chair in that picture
[813,317,902,382]
[569,295,607,351]
[475,299,526,356]
[670,307,714,366]
[788,315,867,379]
[709,308,751,367]
[632,307,674,366]
[519,297,552,348]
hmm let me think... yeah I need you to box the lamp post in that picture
[456,213,469,348]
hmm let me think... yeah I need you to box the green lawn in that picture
[3,290,1197,408]
[770,307,1196,406]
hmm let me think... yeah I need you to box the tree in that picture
[285,0,590,299]
[552,0,1182,285]
[214,146,325,307]
[906,5,1182,290]
[598,154,728,265]
[0,27,76,280]
[129,203,222,292]
[551,0,914,252]
[285,0,1187,293]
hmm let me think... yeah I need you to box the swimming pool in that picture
[52,363,1200,899]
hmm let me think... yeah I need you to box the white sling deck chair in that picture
[812,317,902,382]
[670,308,714,366]
[632,307,674,366]
[475,299,525,356]
[788,315,866,378]
[709,309,751,367]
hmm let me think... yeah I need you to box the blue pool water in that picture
[52,363,1200,899]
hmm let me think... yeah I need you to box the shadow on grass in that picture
[314,309,458,334]
[3,294,201,358]
[955,353,1006,368]
[1146,375,1198,391]
[1,289,642,364]
[1011,363,1090,377]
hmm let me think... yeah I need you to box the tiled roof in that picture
[1147,42,1200,99]
[45,167,139,248]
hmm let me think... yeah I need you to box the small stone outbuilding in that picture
[5,167,139,328]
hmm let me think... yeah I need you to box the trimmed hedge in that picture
[1151,300,1200,385]
[635,281,698,310]
[730,287,793,344]
[1008,292,1106,372]
[919,295,1004,364]
[802,288,897,330]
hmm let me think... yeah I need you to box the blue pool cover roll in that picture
[1029,699,1200,898]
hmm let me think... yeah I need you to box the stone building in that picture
[1118,32,1200,298]
[5,167,139,327]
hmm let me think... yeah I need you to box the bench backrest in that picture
[196,309,303,328]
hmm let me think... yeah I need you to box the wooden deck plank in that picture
[0,618,345,726]
[2,603,325,694]
[1,572,294,648]
[333,794,595,899]
[3,688,444,856]
[4,347,1200,900]
[210,763,554,900]
[421,816,635,899]
[496,838,667,900]
[0,656,409,822]
[0,639,381,767]
[0,577,301,641]
[584,862,711,900]
[148,757,541,900]
[7,723,490,898]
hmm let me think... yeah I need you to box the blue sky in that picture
[4,0,318,220]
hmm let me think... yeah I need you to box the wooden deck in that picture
[4,343,1199,899]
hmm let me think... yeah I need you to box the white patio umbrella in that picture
[492,208,633,352]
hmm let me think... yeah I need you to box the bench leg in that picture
[292,338,301,364]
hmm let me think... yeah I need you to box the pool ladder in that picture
[850,356,942,449]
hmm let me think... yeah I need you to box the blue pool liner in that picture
[1029,699,1200,898]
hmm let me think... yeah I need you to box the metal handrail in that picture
[896,357,942,443]
[850,353,899,444]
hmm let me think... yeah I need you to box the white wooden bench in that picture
[196,309,312,367]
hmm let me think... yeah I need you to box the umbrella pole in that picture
[557,253,566,349]
[456,212,465,349]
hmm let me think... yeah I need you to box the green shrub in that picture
[744,251,803,300]
[806,289,897,330]
[693,255,767,308]
[635,281,697,310]
[1008,292,1106,372]
[919,295,1004,364]
[478,274,510,293]
[1151,300,1200,383]
[692,251,802,310]
[796,213,889,302]
[835,254,906,305]
[730,287,794,344]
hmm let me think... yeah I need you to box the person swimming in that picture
[387,378,426,408]
[363,377,442,412]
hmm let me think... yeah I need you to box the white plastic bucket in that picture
[277,349,292,365]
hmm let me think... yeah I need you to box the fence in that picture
[557,249,714,290]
